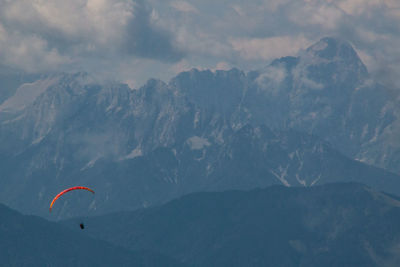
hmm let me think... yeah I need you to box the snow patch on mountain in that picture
[80,157,100,171]
[296,174,307,186]
[124,146,143,159]
[310,40,328,52]
[186,136,210,150]
[32,133,48,145]
[310,175,322,186]
[270,166,290,187]
[1,113,25,124]
[299,75,324,90]
[193,110,200,128]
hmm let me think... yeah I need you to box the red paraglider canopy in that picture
[49,186,95,212]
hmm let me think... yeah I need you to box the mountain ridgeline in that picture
[0,203,187,267]
[1,37,400,218]
[67,183,400,267]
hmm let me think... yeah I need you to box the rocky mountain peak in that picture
[293,37,368,86]
[307,37,358,61]
[303,37,364,68]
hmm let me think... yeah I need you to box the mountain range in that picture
[1,37,400,218]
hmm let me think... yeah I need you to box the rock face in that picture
[247,37,396,169]
[68,183,400,267]
[1,37,400,218]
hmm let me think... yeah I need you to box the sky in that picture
[0,0,399,89]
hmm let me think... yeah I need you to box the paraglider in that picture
[49,186,95,230]
[49,186,95,212]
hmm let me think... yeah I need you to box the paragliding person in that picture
[49,186,95,229]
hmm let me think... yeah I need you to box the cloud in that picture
[335,0,400,15]
[0,0,183,74]
[289,3,344,30]
[0,24,70,72]
[170,1,198,13]
[170,59,216,74]
[214,61,232,71]
[123,1,184,62]
[153,0,400,87]
[1,0,400,89]
[1,0,134,51]
[256,65,288,93]
[230,35,312,60]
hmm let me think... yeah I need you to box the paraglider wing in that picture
[49,186,95,212]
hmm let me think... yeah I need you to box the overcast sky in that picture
[0,0,399,88]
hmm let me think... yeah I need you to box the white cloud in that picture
[0,26,70,72]
[256,65,287,92]
[1,0,400,89]
[170,1,198,13]
[0,0,182,76]
[214,61,232,71]
[355,49,374,70]
[231,5,245,16]
[171,59,192,73]
[230,35,312,60]
[261,0,292,12]
[170,59,211,74]
[289,3,344,29]
[300,76,324,90]
[175,28,232,58]
[2,0,134,45]
[336,0,384,15]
